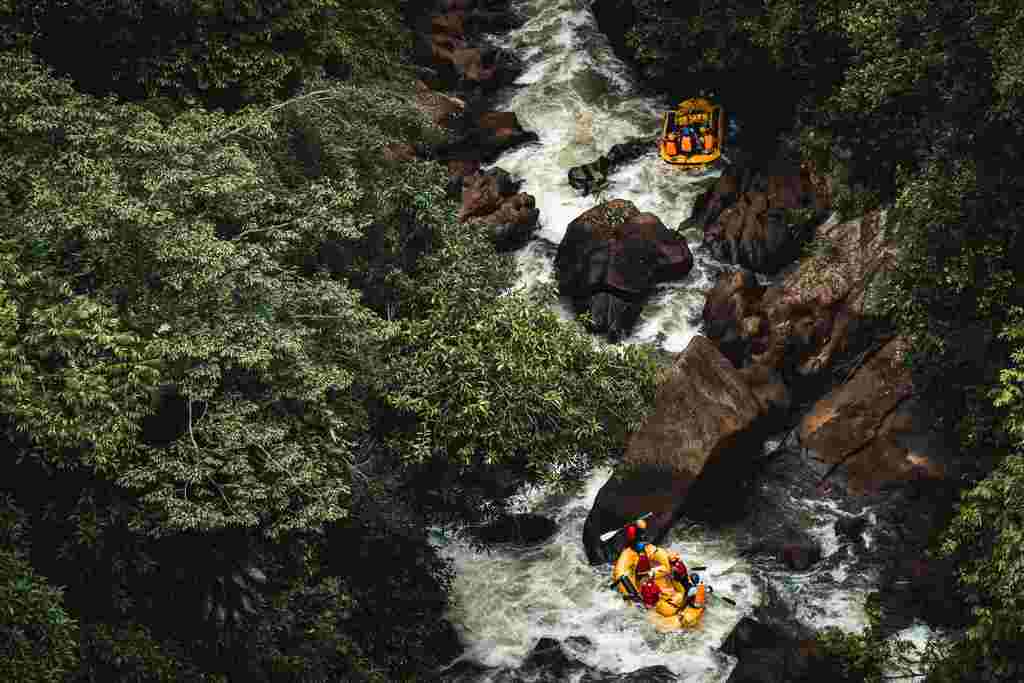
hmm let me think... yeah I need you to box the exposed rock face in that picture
[798,337,953,495]
[682,160,831,274]
[702,210,895,389]
[583,336,765,564]
[555,200,693,340]
[568,137,654,195]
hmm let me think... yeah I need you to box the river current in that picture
[433,0,934,679]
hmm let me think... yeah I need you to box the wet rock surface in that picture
[568,137,656,196]
[555,200,693,339]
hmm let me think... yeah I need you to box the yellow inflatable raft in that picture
[611,546,706,630]
[658,97,724,167]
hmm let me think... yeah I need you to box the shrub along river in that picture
[431,0,939,680]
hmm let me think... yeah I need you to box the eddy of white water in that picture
[435,0,904,678]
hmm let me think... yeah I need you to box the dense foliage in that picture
[0,1,661,680]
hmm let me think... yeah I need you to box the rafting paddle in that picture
[706,585,736,606]
[599,512,654,543]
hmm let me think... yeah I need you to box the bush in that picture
[0,548,80,683]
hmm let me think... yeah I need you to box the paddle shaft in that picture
[599,512,655,543]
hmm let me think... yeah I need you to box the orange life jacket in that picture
[680,135,692,152]
[703,134,713,150]
[664,137,679,156]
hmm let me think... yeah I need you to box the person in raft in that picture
[624,518,652,575]
[671,557,701,607]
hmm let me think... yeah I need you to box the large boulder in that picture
[682,160,831,274]
[556,201,693,339]
[583,335,765,563]
[798,337,953,495]
[721,618,836,683]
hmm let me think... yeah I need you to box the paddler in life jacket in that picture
[624,519,653,575]
[670,557,701,607]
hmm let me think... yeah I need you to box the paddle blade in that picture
[599,512,655,543]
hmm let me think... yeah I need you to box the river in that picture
[433,0,933,679]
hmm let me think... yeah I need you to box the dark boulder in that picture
[834,515,868,542]
[518,637,590,682]
[721,617,832,683]
[472,513,557,546]
[567,137,654,196]
[555,201,693,339]
[568,156,611,195]
[588,291,645,341]
[581,665,678,682]
[721,617,785,658]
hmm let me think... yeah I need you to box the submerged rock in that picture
[581,665,678,682]
[472,513,557,546]
[568,137,654,195]
[721,617,831,683]
[833,515,868,542]
[518,637,591,682]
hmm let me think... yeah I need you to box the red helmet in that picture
[671,559,687,576]
[625,525,637,542]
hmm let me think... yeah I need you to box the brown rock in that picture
[799,338,951,494]
[447,159,481,181]
[694,162,823,273]
[476,111,520,130]
[381,143,417,163]
[582,335,767,562]
[432,12,465,36]
[459,171,503,221]
[415,83,465,128]
[624,335,763,480]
